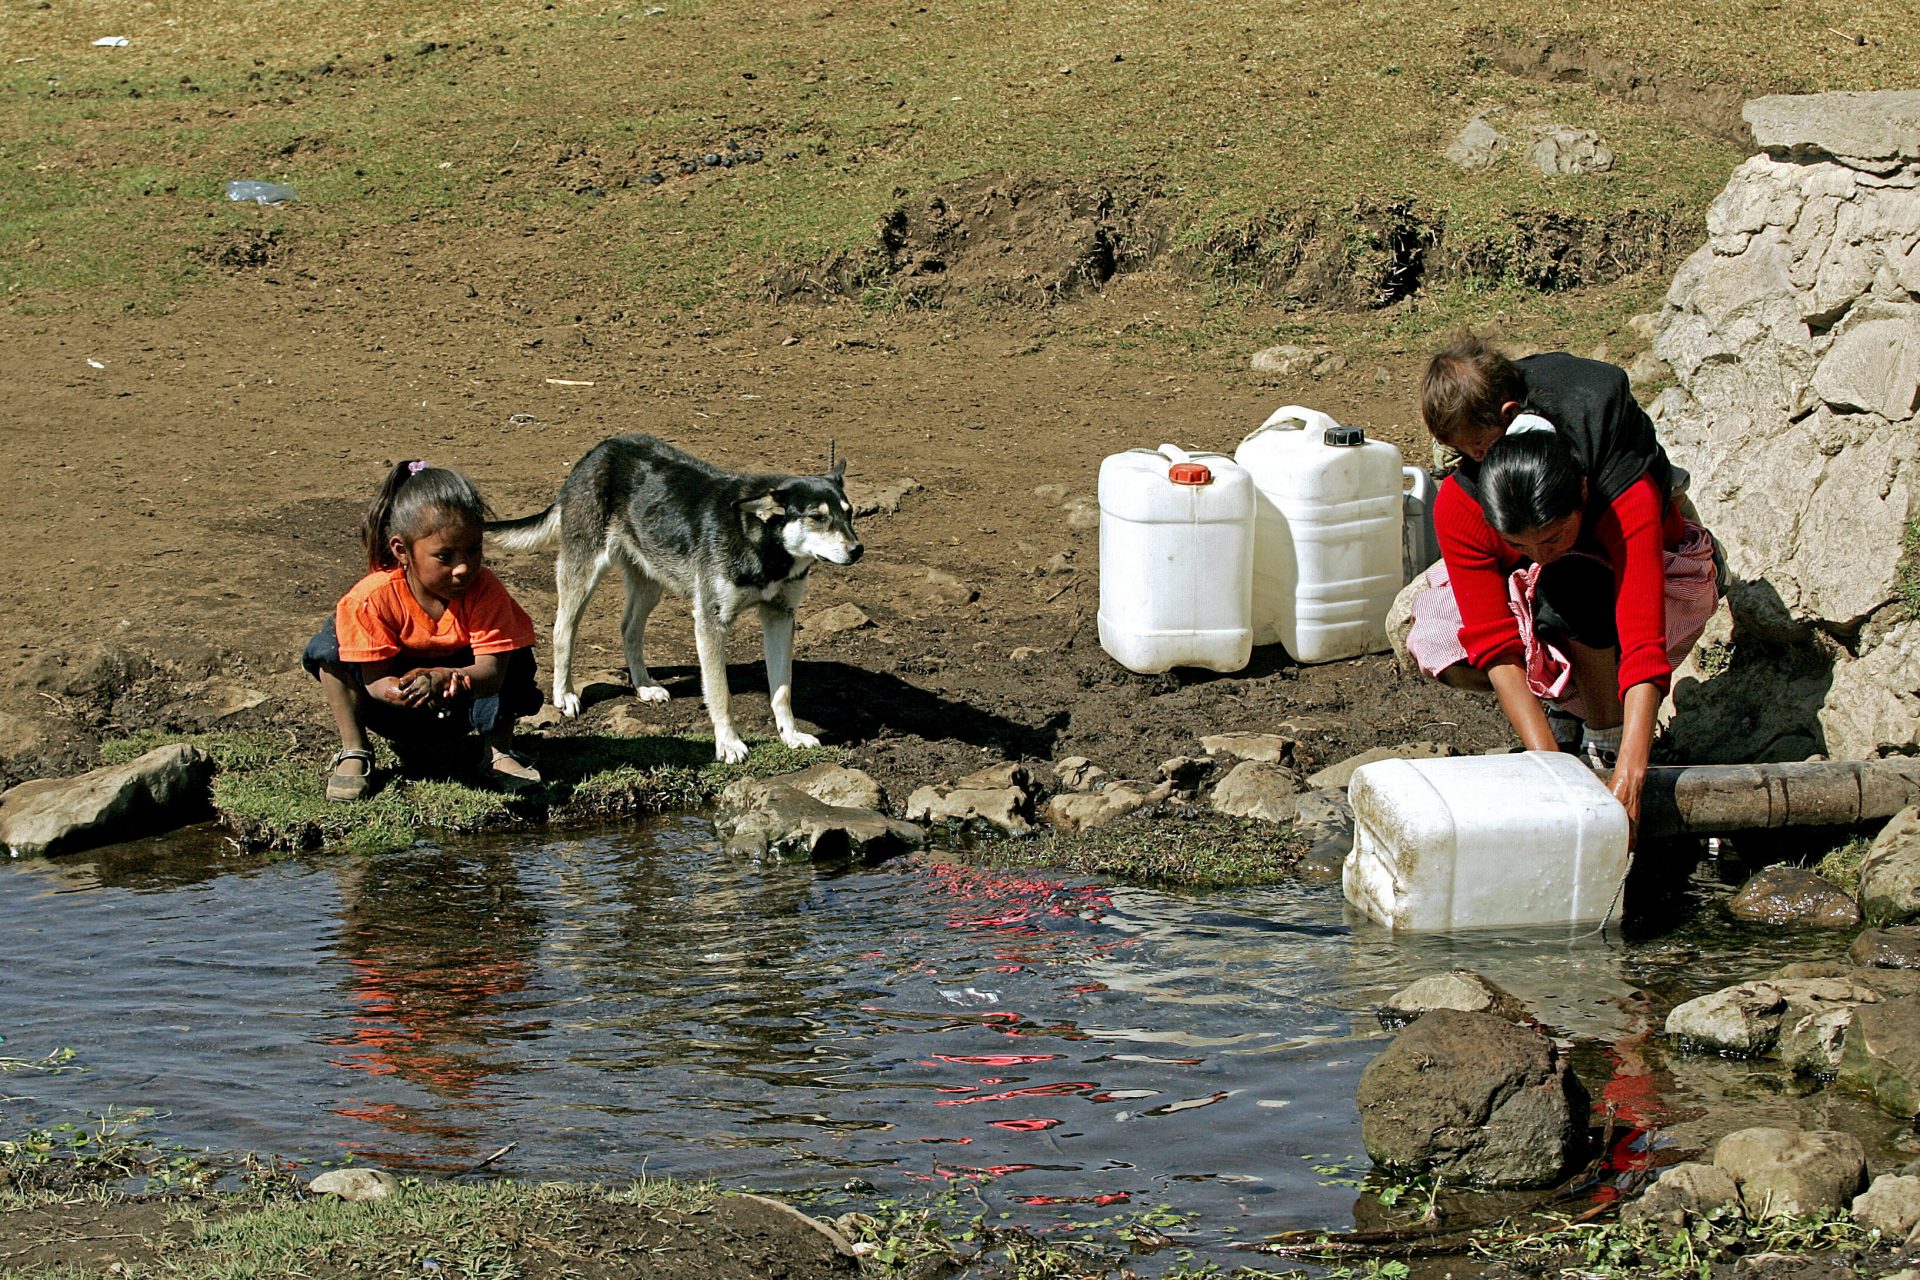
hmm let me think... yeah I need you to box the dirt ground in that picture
[0,223,1512,801]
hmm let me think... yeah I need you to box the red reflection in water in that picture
[928,1053,1062,1067]
[935,1081,1094,1107]
[1014,1192,1132,1207]
[988,1118,1062,1132]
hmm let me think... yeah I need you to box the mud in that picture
[0,242,1516,804]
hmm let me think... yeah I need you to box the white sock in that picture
[1584,724,1622,753]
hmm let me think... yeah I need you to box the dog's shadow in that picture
[563,659,1061,761]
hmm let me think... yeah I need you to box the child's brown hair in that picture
[1419,332,1525,445]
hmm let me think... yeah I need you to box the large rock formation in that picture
[1652,91,1920,761]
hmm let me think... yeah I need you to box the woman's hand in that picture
[1612,683,1663,847]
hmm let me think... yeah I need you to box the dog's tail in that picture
[484,505,561,552]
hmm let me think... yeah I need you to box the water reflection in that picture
[0,818,1898,1271]
[325,850,546,1166]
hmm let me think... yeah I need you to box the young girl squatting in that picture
[303,460,544,801]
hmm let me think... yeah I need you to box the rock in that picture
[1651,97,1920,757]
[1196,732,1299,767]
[1044,781,1165,834]
[1250,344,1344,378]
[919,570,978,608]
[803,602,872,635]
[1385,571,1426,674]
[1379,971,1526,1027]
[906,766,1037,835]
[1444,114,1506,170]
[522,704,568,730]
[1208,760,1303,823]
[1052,756,1108,792]
[1621,1162,1743,1227]
[1744,90,1920,167]
[1157,755,1216,793]
[1666,981,1788,1056]
[1854,1174,1920,1238]
[1528,125,1614,176]
[1009,645,1042,662]
[1626,349,1671,388]
[0,745,212,858]
[1306,742,1459,791]
[1356,1009,1589,1189]
[1727,864,1862,928]
[955,762,1041,796]
[715,777,924,860]
[1062,496,1100,530]
[766,762,884,813]
[1837,995,1920,1120]
[1853,926,1920,969]
[844,476,921,517]
[602,703,655,737]
[1292,786,1354,880]
[308,1168,402,1202]
[1713,1127,1867,1220]
[1862,807,1920,925]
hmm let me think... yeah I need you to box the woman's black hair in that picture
[361,460,495,570]
[1479,431,1585,538]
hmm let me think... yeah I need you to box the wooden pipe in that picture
[1638,759,1920,838]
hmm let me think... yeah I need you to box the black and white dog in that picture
[487,434,863,762]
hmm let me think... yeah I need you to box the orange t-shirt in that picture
[334,566,536,665]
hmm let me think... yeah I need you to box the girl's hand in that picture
[439,670,472,701]
[1610,757,1647,849]
[390,669,442,707]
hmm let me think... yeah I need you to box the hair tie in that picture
[407,459,429,475]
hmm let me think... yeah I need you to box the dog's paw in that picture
[633,683,670,704]
[779,728,821,750]
[556,690,582,718]
[714,735,751,765]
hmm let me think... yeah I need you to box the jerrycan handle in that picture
[1403,465,1436,502]
[1240,404,1331,447]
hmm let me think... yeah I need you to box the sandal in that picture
[485,746,542,795]
[326,748,376,803]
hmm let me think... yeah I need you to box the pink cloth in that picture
[1406,520,1722,720]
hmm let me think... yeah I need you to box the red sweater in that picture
[1434,473,1685,698]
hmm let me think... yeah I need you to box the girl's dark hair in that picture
[361,461,495,570]
[1420,331,1526,445]
[1479,431,1585,538]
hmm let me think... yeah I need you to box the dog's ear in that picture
[829,456,847,485]
[739,492,785,524]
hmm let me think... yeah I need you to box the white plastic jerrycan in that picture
[1343,752,1632,932]
[1402,465,1441,585]
[1233,405,1412,663]
[1097,444,1255,674]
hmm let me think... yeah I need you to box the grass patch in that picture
[98,730,843,856]
[963,807,1309,889]
[5,2,1915,317]
[1464,1205,1874,1279]
[1814,833,1873,889]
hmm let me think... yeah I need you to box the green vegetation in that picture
[959,808,1310,888]
[1468,1204,1874,1279]
[1896,516,1920,619]
[4,1,1914,325]
[98,729,840,855]
[1815,832,1873,888]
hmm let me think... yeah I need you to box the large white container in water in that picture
[1343,752,1632,932]
[1097,444,1255,674]
[1234,406,1411,663]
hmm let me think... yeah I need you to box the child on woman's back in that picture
[304,460,544,802]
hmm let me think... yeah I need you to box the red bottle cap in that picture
[1168,462,1212,485]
